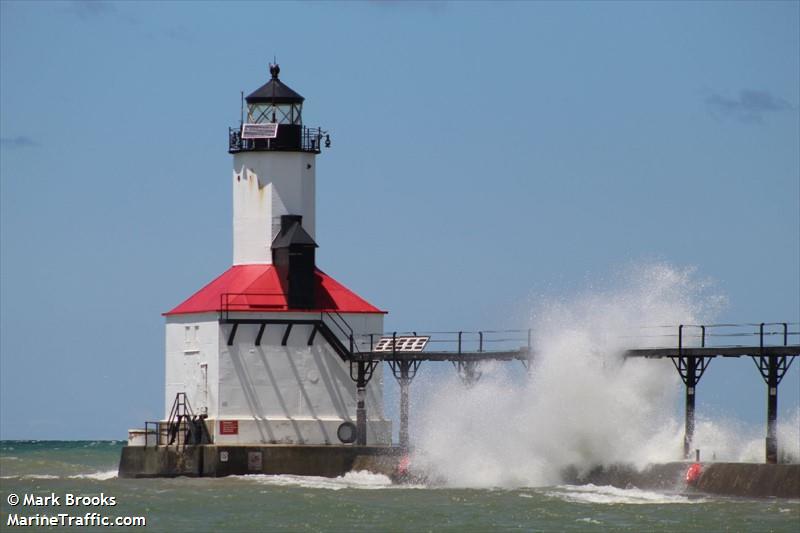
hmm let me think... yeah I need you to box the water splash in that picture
[692,409,800,463]
[69,469,118,480]
[242,470,405,490]
[412,263,727,487]
[548,484,706,505]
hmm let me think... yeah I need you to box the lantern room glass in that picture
[247,103,303,125]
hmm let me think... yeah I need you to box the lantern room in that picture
[246,64,304,125]
[228,64,327,153]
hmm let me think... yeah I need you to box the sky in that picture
[1,0,798,441]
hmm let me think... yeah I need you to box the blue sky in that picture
[1,1,798,440]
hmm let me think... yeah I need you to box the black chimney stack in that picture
[271,215,318,309]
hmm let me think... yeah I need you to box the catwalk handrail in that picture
[622,322,799,351]
[343,330,533,363]
[218,303,795,355]
[322,311,360,355]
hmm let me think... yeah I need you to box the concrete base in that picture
[118,444,405,479]
[696,463,800,498]
[562,462,800,498]
[121,449,800,498]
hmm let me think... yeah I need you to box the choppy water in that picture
[1,441,798,532]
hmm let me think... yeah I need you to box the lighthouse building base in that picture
[118,444,405,479]
[210,417,392,446]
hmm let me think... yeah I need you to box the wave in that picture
[1,470,118,481]
[409,263,799,487]
[237,470,417,490]
[0,474,60,480]
[69,470,118,480]
[547,484,705,505]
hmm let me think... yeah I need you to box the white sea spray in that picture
[411,263,738,487]
[550,484,704,505]
[69,469,118,480]
[243,470,402,490]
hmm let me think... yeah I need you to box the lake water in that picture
[1,441,798,532]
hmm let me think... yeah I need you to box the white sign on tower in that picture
[241,123,279,139]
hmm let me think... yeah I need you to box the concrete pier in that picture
[696,463,800,498]
[119,445,404,479]
[562,462,800,498]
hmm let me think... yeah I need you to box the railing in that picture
[144,393,210,449]
[220,292,288,321]
[217,297,533,360]
[228,125,325,153]
[625,322,799,350]
[323,311,358,354]
[360,329,532,355]
[219,293,362,322]
[142,421,164,447]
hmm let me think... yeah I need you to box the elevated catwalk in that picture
[625,322,799,463]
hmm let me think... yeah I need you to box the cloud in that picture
[69,0,117,20]
[368,0,449,13]
[0,136,38,148]
[159,26,193,42]
[705,90,793,124]
[70,1,182,37]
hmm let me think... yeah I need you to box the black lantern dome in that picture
[245,64,305,124]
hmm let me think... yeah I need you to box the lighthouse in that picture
[125,65,392,468]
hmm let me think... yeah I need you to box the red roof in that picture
[165,264,385,316]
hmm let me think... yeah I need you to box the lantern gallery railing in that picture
[228,125,328,153]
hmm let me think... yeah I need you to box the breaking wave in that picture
[69,470,118,480]
[547,484,706,505]
[241,470,408,490]
[411,263,752,487]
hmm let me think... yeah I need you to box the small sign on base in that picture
[219,420,239,435]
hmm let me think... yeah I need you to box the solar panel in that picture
[241,123,279,139]
[373,336,429,352]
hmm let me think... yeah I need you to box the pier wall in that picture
[120,448,799,498]
[119,445,403,478]
[562,462,800,498]
[696,463,800,498]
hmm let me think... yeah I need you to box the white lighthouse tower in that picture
[159,64,391,449]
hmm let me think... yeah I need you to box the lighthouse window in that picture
[276,105,291,123]
[184,325,200,352]
[248,104,271,124]
[247,103,302,125]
